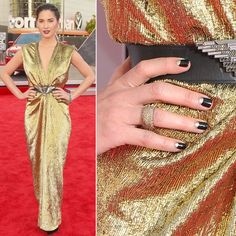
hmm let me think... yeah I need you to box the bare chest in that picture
[37,44,58,72]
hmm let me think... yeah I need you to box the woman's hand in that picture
[52,87,72,103]
[97,57,213,154]
[19,87,36,101]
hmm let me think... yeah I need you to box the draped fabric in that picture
[97,81,236,235]
[22,42,74,231]
[102,0,236,45]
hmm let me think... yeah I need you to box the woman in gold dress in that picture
[98,1,236,235]
[0,3,94,234]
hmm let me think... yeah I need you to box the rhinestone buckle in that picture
[196,39,236,77]
[34,86,56,94]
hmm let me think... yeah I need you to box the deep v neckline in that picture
[36,41,59,75]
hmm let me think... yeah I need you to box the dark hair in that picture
[36,3,60,21]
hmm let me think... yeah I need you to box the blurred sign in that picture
[0,32,6,51]
[9,16,36,28]
[9,16,78,30]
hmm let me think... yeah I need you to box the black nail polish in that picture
[177,59,190,67]
[175,142,187,150]
[195,121,208,130]
[200,97,212,108]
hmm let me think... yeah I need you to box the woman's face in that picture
[36,10,59,39]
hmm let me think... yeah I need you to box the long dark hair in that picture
[36,3,60,21]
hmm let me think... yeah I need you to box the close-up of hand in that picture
[52,87,72,103]
[97,57,213,154]
[19,87,36,101]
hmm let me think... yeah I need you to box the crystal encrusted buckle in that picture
[196,40,236,77]
[34,86,56,94]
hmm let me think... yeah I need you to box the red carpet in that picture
[0,91,95,236]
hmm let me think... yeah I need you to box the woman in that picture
[97,1,236,235]
[0,3,94,234]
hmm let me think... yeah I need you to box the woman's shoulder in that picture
[21,42,37,54]
[58,42,75,51]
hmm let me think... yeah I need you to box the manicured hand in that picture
[97,57,213,154]
[20,87,36,101]
[52,87,72,103]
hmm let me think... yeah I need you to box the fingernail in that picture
[175,142,187,150]
[195,121,208,130]
[177,59,190,67]
[200,97,212,108]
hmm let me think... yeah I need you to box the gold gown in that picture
[22,42,74,231]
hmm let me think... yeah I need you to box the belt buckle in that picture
[35,86,55,94]
[41,86,48,94]
[196,39,236,77]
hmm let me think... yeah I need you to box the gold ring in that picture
[141,105,155,129]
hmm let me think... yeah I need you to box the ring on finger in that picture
[141,105,155,130]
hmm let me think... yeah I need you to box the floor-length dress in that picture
[22,42,74,231]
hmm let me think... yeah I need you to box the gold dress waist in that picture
[33,86,56,94]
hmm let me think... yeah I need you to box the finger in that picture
[109,57,131,85]
[54,94,65,99]
[52,91,61,95]
[28,87,35,92]
[117,57,190,88]
[27,96,34,101]
[54,87,63,91]
[29,91,36,96]
[124,127,187,152]
[130,107,208,133]
[128,81,213,110]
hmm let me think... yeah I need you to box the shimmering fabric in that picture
[102,0,236,45]
[22,42,74,231]
[97,81,236,236]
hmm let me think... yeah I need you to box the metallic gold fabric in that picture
[97,81,236,236]
[102,0,236,45]
[22,42,74,231]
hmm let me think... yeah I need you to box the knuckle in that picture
[184,90,196,104]
[150,81,165,98]
[163,58,173,73]
[139,130,153,147]
[158,138,169,150]
[159,58,169,74]
[135,60,149,77]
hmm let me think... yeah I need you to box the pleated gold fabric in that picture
[102,0,236,45]
[97,81,236,236]
[22,42,74,231]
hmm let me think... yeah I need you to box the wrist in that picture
[70,91,78,101]
[17,92,24,100]
[67,91,71,103]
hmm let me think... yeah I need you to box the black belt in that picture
[126,44,236,84]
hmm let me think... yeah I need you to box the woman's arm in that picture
[52,50,95,102]
[0,50,35,100]
[70,50,95,99]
